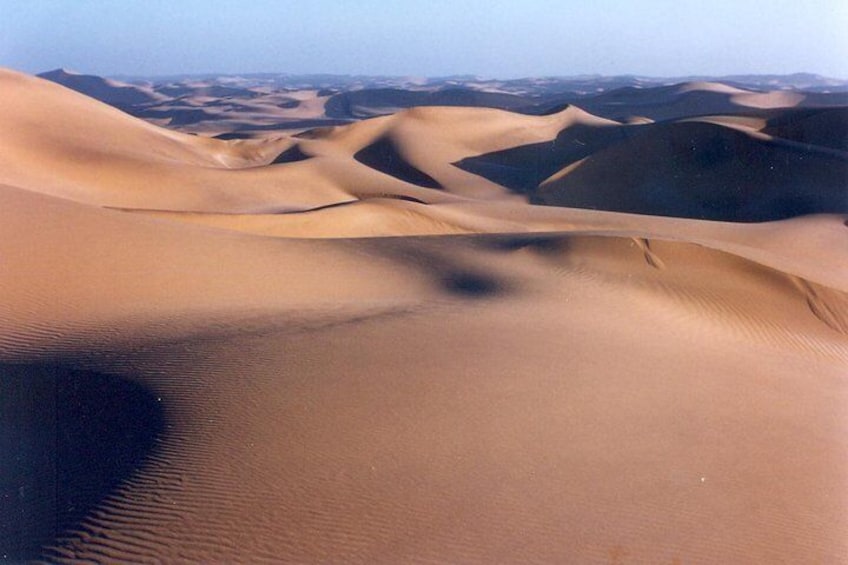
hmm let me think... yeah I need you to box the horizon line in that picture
[33,67,848,83]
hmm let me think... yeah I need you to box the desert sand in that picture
[1,67,847,563]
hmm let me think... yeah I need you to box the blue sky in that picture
[1,0,846,78]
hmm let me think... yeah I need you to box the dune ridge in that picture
[1,68,847,563]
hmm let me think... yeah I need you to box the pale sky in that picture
[1,0,846,78]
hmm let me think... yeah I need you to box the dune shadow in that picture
[441,272,500,297]
[355,137,444,189]
[453,121,635,194]
[271,143,312,164]
[371,238,518,299]
[478,234,572,255]
[456,115,848,222]
[0,363,165,561]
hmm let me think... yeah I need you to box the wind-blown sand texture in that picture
[1,68,847,563]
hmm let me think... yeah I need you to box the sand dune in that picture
[323,80,848,123]
[2,68,847,563]
[38,69,347,136]
[324,87,545,119]
[561,81,848,122]
[38,69,848,137]
[38,68,165,108]
[762,107,848,151]
[534,119,848,221]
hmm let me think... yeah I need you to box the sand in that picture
[1,68,847,563]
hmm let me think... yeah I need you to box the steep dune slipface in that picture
[533,120,848,221]
[762,107,848,151]
[1,67,847,563]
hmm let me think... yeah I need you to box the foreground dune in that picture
[1,68,847,563]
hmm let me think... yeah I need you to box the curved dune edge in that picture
[1,68,847,562]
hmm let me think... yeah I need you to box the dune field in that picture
[1,67,847,563]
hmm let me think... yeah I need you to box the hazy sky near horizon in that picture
[1,0,846,78]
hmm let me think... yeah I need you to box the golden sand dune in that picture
[2,68,847,563]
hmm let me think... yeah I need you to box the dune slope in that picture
[534,120,848,221]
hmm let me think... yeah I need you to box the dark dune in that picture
[762,107,848,151]
[796,91,848,107]
[428,88,535,110]
[324,88,430,118]
[276,99,301,109]
[355,136,443,189]
[149,85,197,98]
[454,119,632,193]
[572,82,848,122]
[533,120,848,221]
[0,364,165,562]
[154,84,259,100]
[38,68,161,108]
[575,83,750,121]
[325,88,538,119]
[272,143,312,164]
[209,120,356,139]
[135,107,220,126]
[229,119,355,135]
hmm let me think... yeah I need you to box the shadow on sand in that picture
[0,363,165,561]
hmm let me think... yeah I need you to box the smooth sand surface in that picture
[1,68,847,563]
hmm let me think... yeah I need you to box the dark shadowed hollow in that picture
[0,364,165,561]
[355,136,444,189]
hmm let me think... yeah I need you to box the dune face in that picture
[460,110,848,222]
[532,120,848,221]
[1,68,847,563]
[762,107,848,151]
[354,136,444,189]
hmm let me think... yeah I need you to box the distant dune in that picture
[37,69,848,136]
[2,68,847,563]
[38,68,165,107]
[324,87,544,118]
